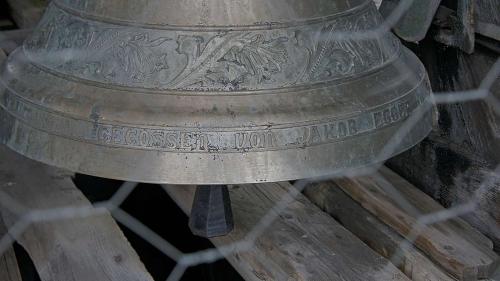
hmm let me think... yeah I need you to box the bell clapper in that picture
[189,185,234,238]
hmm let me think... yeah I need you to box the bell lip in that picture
[0,106,433,185]
[0,78,433,184]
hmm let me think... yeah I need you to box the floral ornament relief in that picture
[24,3,396,91]
[106,33,171,81]
[295,9,393,84]
[166,33,289,90]
[207,34,289,87]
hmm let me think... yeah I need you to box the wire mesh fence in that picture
[0,0,499,280]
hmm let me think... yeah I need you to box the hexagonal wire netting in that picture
[0,0,498,280]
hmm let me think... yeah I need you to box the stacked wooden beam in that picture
[166,167,500,281]
[0,146,156,281]
[0,217,21,281]
[6,0,47,28]
[304,167,499,281]
[1,142,498,281]
[387,22,500,251]
[166,183,410,281]
[304,183,457,281]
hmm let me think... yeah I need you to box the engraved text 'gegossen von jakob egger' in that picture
[0,84,421,153]
[95,99,413,152]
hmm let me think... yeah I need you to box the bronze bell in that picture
[0,0,433,185]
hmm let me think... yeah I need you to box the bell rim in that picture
[0,105,433,184]
[0,59,433,184]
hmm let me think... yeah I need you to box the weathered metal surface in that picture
[0,0,432,184]
[379,0,442,42]
[379,0,477,53]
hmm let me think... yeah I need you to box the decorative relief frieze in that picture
[23,2,400,92]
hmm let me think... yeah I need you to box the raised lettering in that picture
[338,122,347,137]
[348,119,358,135]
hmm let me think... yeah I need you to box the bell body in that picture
[0,0,432,184]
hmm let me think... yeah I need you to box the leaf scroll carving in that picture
[23,2,399,91]
[218,34,288,83]
[202,34,289,90]
[113,33,171,81]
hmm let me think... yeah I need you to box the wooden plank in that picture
[433,2,476,54]
[372,0,382,8]
[387,22,500,251]
[335,166,499,280]
[304,182,456,281]
[0,217,22,281]
[6,0,47,29]
[0,19,15,30]
[475,0,500,41]
[0,145,155,281]
[165,183,410,281]
[0,55,21,281]
[0,29,33,54]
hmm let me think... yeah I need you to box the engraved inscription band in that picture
[0,81,427,154]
